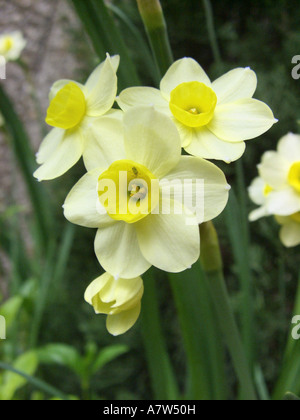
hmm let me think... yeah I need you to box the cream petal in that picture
[258,151,290,189]
[249,206,270,222]
[160,58,211,100]
[84,273,112,305]
[160,156,230,223]
[94,223,151,279]
[33,129,84,181]
[185,126,246,162]
[136,199,200,273]
[279,222,300,248]
[108,277,143,309]
[82,113,126,172]
[36,128,65,165]
[123,106,181,178]
[85,55,120,92]
[64,168,114,229]
[248,177,266,206]
[266,189,300,216]
[208,98,277,142]
[212,67,257,105]
[277,133,300,163]
[117,87,170,114]
[106,303,141,336]
[85,55,118,117]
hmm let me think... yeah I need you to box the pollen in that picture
[45,82,86,130]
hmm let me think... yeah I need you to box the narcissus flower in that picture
[257,133,300,216]
[85,272,144,336]
[248,176,272,221]
[0,31,26,61]
[34,54,120,181]
[117,58,277,163]
[64,106,230,279]
[275,213,300,248]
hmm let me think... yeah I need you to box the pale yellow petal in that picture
[248,177,266,206]
[36,128,65,164]
[136,199,200,273]
[83,113,126,172]
[258,151,290,189]
[106,303,141,336]
[64,169,115,229]
[208,99,277,142]
[117,87,170,114]
[267,189,300,216]
[84,273,112,305]
[160,58,211,100]
[123,106,181,178]
[160,156,230,223]
[212,68,257,105]
[85,55,118,117]
[33,129,83,181]
[185,126,246,162]
[94,223,151,279]
[85,55,119,92]
[277,133,300,163]
[279,222,300,248]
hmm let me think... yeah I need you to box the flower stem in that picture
[141,269,179,400]
[136,0,174,77]
[200,221,257,400]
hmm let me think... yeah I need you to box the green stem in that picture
[0,84,52,252]
[200,222,257,400]
[136,0,174,77]
[169,266,227,400]
[141,269,179,400]
[202,0,222,65]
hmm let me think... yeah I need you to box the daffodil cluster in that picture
[249,133,300,248]
[35,55,276,334]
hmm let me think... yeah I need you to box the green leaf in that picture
[0,296,23,328]
[90,345,129,376]
[0,352,38,400]
[37,344,82,375]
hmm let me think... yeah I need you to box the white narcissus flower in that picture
[257,133,300,216]
[0,31,26,61]
[34,54,120,181]
[85,272,144,336]
[275,213,300,248]
[117,57,277,163]
[63,107,230,279]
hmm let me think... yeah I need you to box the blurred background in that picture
[0,0,300,400]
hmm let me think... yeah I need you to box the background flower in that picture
[117,58,277,163]
[0,31,26,61]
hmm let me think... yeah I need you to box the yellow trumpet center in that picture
[97,160,159,224]
[169,81,217,128]
[288,161,300,193]
[45,82,86,130]
[291,212,300,223]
